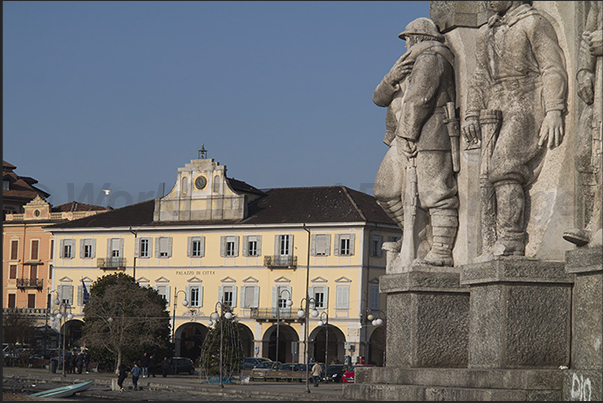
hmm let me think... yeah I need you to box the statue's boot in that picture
[562,228,591,247]
[492,180,525,256]
[414,208,457,266]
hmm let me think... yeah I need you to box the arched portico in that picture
[262,324,300,363]
[174,322,208,361]
[309,324,346,364]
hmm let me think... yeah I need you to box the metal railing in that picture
[97,257,127,269]
[16,278,43,289]
[264,255,297,268]
[249,308,302,321]
[3,307,49,315]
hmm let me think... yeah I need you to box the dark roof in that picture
[47,186,395,229]
[242,186,393,224]
[3,161,17,170]
[51,201,108,212]
[226,177,266,197]
[2,168,51,200]
[48,199,155,229]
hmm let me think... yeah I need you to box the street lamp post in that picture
[297,297,317,393]
[52,295,73,377]
[301,224,311,393]
[276,289,292,365]
[172,288,189,374]
[318,311,329,381]
[210,301,233,388]
[129,227,137,282]
[364,309,385,365]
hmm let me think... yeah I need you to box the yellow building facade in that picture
[48,156,400,366]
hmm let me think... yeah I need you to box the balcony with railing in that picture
[264,255,297,269]
[16,278,43,289]
[249,308,304,322]
[97,257,127,270]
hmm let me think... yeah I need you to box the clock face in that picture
[195,176,207,190]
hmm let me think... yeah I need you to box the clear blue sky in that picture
[4,1,430,209]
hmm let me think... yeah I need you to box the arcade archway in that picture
[309,324,346,364]
[262,324,300,363]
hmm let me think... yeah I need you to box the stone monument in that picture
[344,1,602,401]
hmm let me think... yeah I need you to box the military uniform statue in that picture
[563,0,603,247]
[373,17,459,269]
[461,1,568,257]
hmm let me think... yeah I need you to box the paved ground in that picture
[3,367,350,401]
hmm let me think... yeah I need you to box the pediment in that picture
[155,276,170,283]
[187,276,203,283]
[335,276,352,283]
[310,276,327,283]
[243,276,259,283]
[369,277,380,284]
[220,276,236,283]
[274,276,290,283]
[58,277,72,283]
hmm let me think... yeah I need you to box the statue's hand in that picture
[538,110,564,149]
[395,136,418,158]
[461,117,481,146]
[585,29,603,56]
[577,70,595,105]
[385,57,414,85]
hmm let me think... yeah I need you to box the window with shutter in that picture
[158,237,172,257]
[9,265,17,279]
[312,234,330,256]
[31,240,39,260]
[336,285,350,309]
[11,240,18,260]
[369,285,380,310]
[139,238,150,258]
[28,294,36,309]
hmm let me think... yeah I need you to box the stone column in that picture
[380,266,469,368]
[563,246,602,401]
[460,258,573,369]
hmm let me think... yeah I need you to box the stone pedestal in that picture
[380,265,470,368]
[563,246,602,401]
[460,258,574,369]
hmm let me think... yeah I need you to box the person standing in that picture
[373,17,459,267]
[161,356,170,378]
[130,362,141,391]
[311,361,322,387]
[149,355,156,377]
[140,352,150,378]
[117,363,128,392]
[75,350,84,374]
[461,1,568,257]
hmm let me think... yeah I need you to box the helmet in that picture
[398,17,444,41]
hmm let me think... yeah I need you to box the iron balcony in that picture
[97,257,127,270]
[16,278,43,289]
[264,255,297,269]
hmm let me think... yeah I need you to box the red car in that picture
[341,364,375,383]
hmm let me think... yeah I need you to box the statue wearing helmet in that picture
[373,17,459,270]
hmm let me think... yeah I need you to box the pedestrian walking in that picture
[161,356,170,378]
[140,352,150,378]
[117,363,128,392]
[312,361,322,387]
[131,363,141,391]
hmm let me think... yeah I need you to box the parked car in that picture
[321,364,348,383]
[341,364,376,383]
[250,360,281,381]
[240,356,271,370]
[167,357,196,375]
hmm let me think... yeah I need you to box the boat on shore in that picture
[29,381,92,398]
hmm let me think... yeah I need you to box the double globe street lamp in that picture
[275,289,293,365]
[297,297,317,393]
[51,295,73,377]
[172,288,189,375]
[208,301,233,388]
